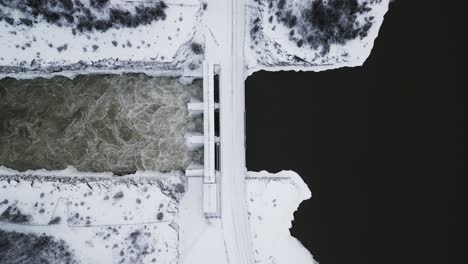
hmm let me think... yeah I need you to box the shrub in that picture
[0,0,169,33]
[190,43,204,55]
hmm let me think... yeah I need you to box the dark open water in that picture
[246,1,464,264]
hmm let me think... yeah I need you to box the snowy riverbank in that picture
[0,0,205,78]
[0,169,313,263]
[245,0,390,76]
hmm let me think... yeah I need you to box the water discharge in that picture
[0,74,202,174]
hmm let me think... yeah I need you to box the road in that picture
[204,0,255,263]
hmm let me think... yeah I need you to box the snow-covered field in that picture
[0,170,313,263]
[245,0,390,75]
[0,170,185,263]
[0,0,205,78]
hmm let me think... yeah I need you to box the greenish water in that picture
[0,74,202,174]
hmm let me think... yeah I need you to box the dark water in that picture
[246,1,464,264]
[0,74,202,173]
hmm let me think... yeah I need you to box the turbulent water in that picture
[0,74,202,174]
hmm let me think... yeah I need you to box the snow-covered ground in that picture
[177,171,316,264]
[245,0,390,75]
[247,171,317,264]
[0,0,205,78]
[0,1,391,263]
[0,0,390,78]
[0,169,185,263]
[0,169,314,263]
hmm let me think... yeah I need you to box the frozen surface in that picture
[0,172,185,264]
[0,0,204,77]
[0,74,202,173]
[245,0,390,75]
